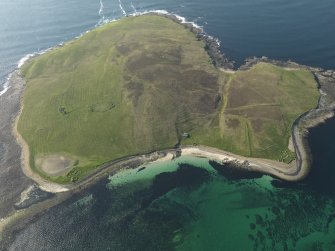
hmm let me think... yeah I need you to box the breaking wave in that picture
[0,74,11,96]
[118,0,127,16]
[0,9,220,97]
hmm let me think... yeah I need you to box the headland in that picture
[1,13,335,248]
[14,14,331,187]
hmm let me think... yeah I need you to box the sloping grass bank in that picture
[18,15,319,183]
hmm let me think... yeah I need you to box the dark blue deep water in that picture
[1,0,335,94]
[306,117,335,196]
[2,1,335,250]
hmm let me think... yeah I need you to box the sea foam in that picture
[0,74,11,96]
[1,10,221,98]
[131,10,203,30]
[17,53,36,69]
[17,46,54,69]
[118,0,127,16]
[0,45,58,97]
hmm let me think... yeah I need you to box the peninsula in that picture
[16,14,322,187]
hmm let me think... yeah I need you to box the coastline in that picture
[149,12,234,70]
[12,12,335,187]
[181,145,300,181]
[12,66,330,191]
[11,49,335,194]
[9,12,236,195]
[12,76,69,193]
[1,13,335,248]
[13,95,178,193]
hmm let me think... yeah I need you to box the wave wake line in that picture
[0,76,10,96]
[118,0,127,16]
[130,2,137,14]
[0,9,213,98]
[97,0,106,25]
[99,0,104,18]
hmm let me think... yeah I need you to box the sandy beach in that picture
[0,70,34,219]
[12,84,69,193]
[180,145,301,181]
[2,59,333,250]
[3,58,335,251]
[11,63,333,194]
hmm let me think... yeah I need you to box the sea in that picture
[1,0,335,250]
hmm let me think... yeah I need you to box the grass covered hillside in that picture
[19,15,221,183]
[183,63,319,162]
[18,15,319,183]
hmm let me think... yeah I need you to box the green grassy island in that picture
[18,15,319,183]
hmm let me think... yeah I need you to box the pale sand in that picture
[219,68,236,74]
[12,99,310,192]
[12,68,330,192]
[0,190,73,245]
[288,136,295,152]
[181,145,306,181]
[14,99,177,193]
[16,185,35,205]
[13,98,177,193]
[36,155,75,177]
[150,153,174,164]
[0,211,25,241]
[12,95,69,193]
[181,147,238,163]
[0,216,14,241]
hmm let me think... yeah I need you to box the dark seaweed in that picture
[209,160,263,180]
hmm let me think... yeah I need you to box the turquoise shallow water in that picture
[8,156,335,250]
[2,0,335,249]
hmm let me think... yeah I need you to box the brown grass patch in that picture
[36,155,75,177]
[126,47,182,73]
[182,70,218,89]
[116,42,139,55]
[227,105,282,121]
[226,85,269,108]
[225,118,240,129]
[125,81,144,106]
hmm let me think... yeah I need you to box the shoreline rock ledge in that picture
[241,57,335,180]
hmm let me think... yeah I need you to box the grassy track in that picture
[19,15,319,183]
[19,15,220,183]
[184,63,319,162]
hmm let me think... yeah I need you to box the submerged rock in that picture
[209,160,263,180]
[14,185,54,210]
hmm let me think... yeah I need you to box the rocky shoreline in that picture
[0,69,179,248]
[5,18,335,205]
[239,56,335,180]
[148,12,235,70]
[0,70,34,219]
[2,12,335,249]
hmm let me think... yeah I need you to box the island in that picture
[13,14,331,189]
[1,13,335,249]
